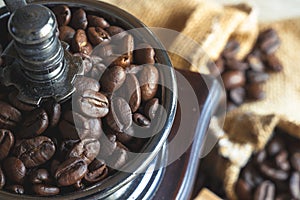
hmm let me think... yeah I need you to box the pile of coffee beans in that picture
[207,28,283,111]
[236,129,300,200]
[0,5,161,196]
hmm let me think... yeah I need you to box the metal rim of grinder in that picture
[0,0,83,105]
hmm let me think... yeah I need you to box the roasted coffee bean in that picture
[259,29,280,55]
[59,111,103,140]
[0,101,22,129]
[0,167,5,189]
[133,113,151,128]
[100,65,126,93]
[125,65,144,74]
[105,143,128,169]
[247,53,265,72]
[222,40,240,59]
[85,159,108,183]
[6,185,24,194]
[87,15,110,28]
[106,26,127,40]
[106,97,132,132]
[267,137,285,157]
[260,162,289,181]
[266,54,283,72]
[88,62,107,80]
[76,90,109,118]
[229,87,245,105]
[42,99,61,127]
[55,157,88,186]
[0,129,14,160]
[73,180,84,190]
[242,166,264,188]
[222,70,246,90]
[246,71,269,83]
[8,91,35,111]
[70,9,88,30]
[92,44,114,58]
[119,34,134,56]
[14,136,55,168]
[134,43,155,65]
[122,74,141,112]
[74,76,100,94]
[3,157,26,184]
[255,150,267,164]
[254,181,275,200]
[246,83,265,100]
[72,29,90,54]
[87,27,111,46]
[68,138,100,164]
[139,65,159,102]
[235,179,252,200]
[52,5,71,26]
[98,133,117,158]
[19,108,49,138]
[144,98,159,120]
[29,169,50,184]
[225,59,248,71]
[81,42,93,55]
[291,152,300,171]
[290,172,300,198]
[59,26,75,44]
[32,184,60,196]
[105,54,132,68]
[275,151,290,171]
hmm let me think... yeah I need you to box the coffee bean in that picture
[247,54,265,72]
[105,143,128,169]
[225,59,249,71]
[266,54,283,72]
[222,70,246,90]
[267,137,285,157]
[98,133,117,158]
[105,54,132,68]
[74,76,100,94]
[275,151,290,171]
[246,71,269,83]
[259,29,280,55]
[3,157,26,184]
[87,15,110,28]
[254,181,275,200]
[8,91,35,112]
[88,62,107,80]
[100,65,126,93]
[123,74,141,112]
[246,83,265,100]
[55,157,88,186]
[235,179,252,200]
[92,44,114,58]
[18,108,49,139]
[0,100,22,129]
[29,169,50,184]
[125,65,144,74]
[106,97,132,132]
[255,150,267,164]
[87,27,111,46]
[76,90,109,118]
[73,53,93,74]
[119,34,134,56]
[106,26,127,40]
[59,26,75,44]
[260,162,289,181]
[229,87,245,105]
[70,9,88,30]
[6,184,24,194]
[290,172,300,199]
[52,5,71,26]
[14,136,56,168]
[73,180,84,190]
[134,43,155,65]
[144,98,159,120]
[242,166,264,188]
[32,184,60,196]
[222,40,240,59]
[72,29,88,53]
[42,99,61,127]
[0,129,14,160]
[133,113,150,128]
[85,159,108,183]
[81,42,93,55]
[68,138,100,164]
[291,152,300,171]
[139,65,159,102]
[0,167,5,189]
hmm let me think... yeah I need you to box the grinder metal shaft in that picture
[0,0,83,105]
